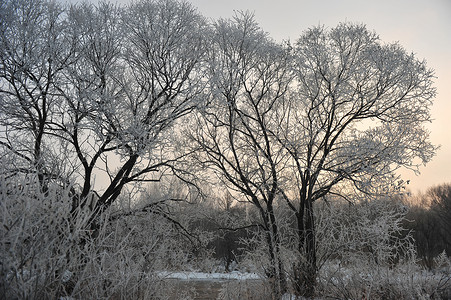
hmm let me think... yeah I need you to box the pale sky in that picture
[70,0,451,194]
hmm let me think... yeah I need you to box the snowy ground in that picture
[157,270,261,281]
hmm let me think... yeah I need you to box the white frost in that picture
[156,271,261,281]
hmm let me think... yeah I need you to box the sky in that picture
[69,0,451,194]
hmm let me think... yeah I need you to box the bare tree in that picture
[187,12,293,297]
[0,1,210,297]
[39,0,207,219]
[278,23,436,296]
[0,0,75,189]
[407,183,451,269]
[428,183,451,232]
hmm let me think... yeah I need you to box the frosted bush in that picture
[0,174,191,299]
[0,175,74,298]
[314,198,451,299]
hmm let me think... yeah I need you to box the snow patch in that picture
[157,271,261,281]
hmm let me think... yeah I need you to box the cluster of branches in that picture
[0,0,437,298]
[184,13,436,297]
[0,0,208,222]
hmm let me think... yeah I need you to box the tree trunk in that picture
[294,197,317,298]
[268,205,287,296]
[260,205,286,299]
[304,198,317,297]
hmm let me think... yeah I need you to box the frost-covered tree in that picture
[0,0,209,297]
[187,12,292,297]
[0,0,75,189]
[0,0,208,223]
[278,23,436,296]
[58,0,207,217]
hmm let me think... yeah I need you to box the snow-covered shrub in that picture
[317,259,451,299]
[434,250,451,274]
[315,197,415,268]
[0,174,76,299]
[0,174,185,299]
[313,197,451,299]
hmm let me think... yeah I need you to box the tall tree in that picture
[279,23,436,296]
[1,0,208,225]
[187,12,292,297]
[63,0,207,210]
